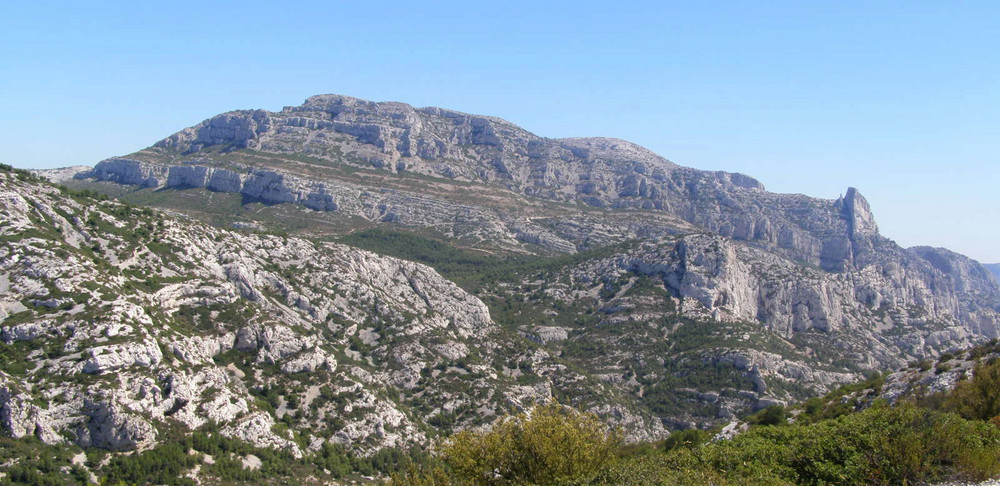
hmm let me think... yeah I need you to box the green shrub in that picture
[390,465,470,486]
[441,401,620,486]
[945,358,1000,421]
[748,404,787,426]
[100,442,198,486]
[593,402,1000,486]
[662,428,710,452]
[707,402,1000,485]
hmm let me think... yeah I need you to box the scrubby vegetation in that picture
[6,377,999,485]
[944,358,1000,422]
[390,366,1000,486]
[337,227,625,292]
[0,429,437,486]
[441,401,619,486]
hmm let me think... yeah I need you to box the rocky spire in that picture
[837,187,878,240]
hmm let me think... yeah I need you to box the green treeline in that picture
[338,227,625,291]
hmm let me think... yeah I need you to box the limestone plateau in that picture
[3,94,999,461]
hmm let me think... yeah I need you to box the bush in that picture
[704,402,1000,485]
[100,442,198,486]
[589,402,1000,486]
[662,429,710,452]
[441,401,620,486]
[748,404,787,426]
[390,465,470,486]
[945,359,1000,421]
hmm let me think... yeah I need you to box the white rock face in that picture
[221,413,301,458]
[83,339,163,374]
[83,158,163,187]
[87,159,345,214]
[207,168,243,192]
[280,349,336,374]
[167,165,210,188]
[77,399,157,451]
[600,234,998,345]
[0,377,61,444]
[169,334,232,364]
[0,170,546,455]
[1,322,45,342]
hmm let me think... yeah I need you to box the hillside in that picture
[3,93,1000,482]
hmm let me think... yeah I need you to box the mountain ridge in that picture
[81,95,882,266]
[65,94,1000,347]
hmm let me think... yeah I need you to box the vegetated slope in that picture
[0,168,503,450]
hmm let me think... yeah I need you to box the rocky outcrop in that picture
[0,376,61,444]
[77,399,157,451]
[612,234,999,344]
[834,344,1000,411]
[83,339,163,374]
[158,110,272,152]
[516,230,1000,421]
[167,164,210,188]
[221,413,301,458]
[31,166,91,183]
[1,322,45,342]
[241,170,297,204]
[85,159,348,213]
[81,158,163,187]
[207,167,243,192]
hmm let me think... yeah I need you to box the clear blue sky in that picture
[2,1,998,262]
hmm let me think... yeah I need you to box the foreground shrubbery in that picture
[392,399,1000,486]
[430,401,619,486]
[642,402,1000,485]
[945,358,1000,422]
[6,351,1000,485]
